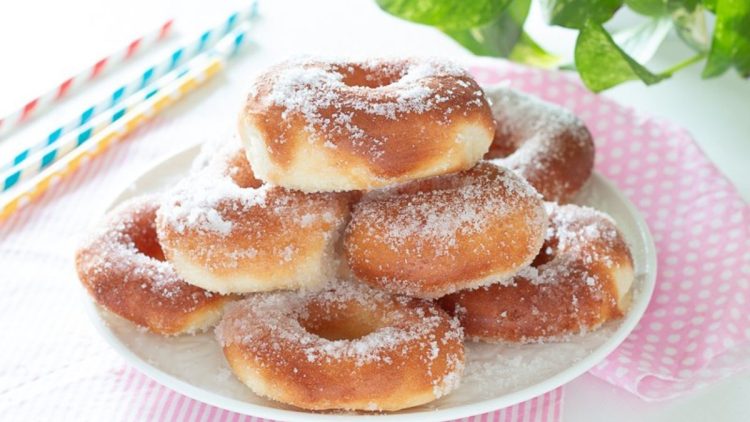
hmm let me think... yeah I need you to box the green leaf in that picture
[702,0,750,77]
[575,20,667,91]
[701,0,717,13]
[442,0,530,57]
[626,0,668,16]
[441,0,559,66]
[509,32,561,68]
[668,0,700,11]
[376,0,510,31]
[541,0,623,29]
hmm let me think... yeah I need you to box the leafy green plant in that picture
[376,0,750,91]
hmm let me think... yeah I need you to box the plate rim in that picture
[83,143,657,422]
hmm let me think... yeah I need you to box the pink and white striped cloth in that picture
[0,359,563,421]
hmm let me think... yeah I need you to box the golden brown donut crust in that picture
[75,195,234,335]
[483,85,595,202]
[344,161,547,298]
[240,58,495,191]
[439,204,634,343]
[217,282,464,411]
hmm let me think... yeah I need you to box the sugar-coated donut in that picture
[239,57,495,192]
[344,162,547,298]
[217,281,464,411]
[156,141,354,294]
[75,195,235,335]
[483,85,595,202]
[439,203,634,343]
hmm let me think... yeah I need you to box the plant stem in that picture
[660,53,708,77]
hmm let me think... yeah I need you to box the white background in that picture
[1,0,748,420]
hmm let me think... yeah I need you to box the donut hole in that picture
[337,64,403,89]
[132,221,166,262]
[226,150,264,189]
[485,129,519,159]
[298,302,383,341]
[532,238,558,267]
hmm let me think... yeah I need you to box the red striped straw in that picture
[0,19,174,138]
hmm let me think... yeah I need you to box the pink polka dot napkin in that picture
[470,62,750,401]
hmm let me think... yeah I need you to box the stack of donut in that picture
[76,57,635,412]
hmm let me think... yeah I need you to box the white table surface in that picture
[1,0,748,421]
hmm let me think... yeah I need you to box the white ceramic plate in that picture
[84,144,657,421]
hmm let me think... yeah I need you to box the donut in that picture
[216,281,464,411]
[239,57,495,192]
[75,195,235,335]
[438,203,634,343]
[483,85,595,202]
[156,141,354,294]
[344,161,547,298]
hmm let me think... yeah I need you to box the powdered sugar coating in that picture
[75,195,234,335]
[155,139,354,293]
[345,161,547,298]
[535,203,621,282]
[439,203,635,343]
[483,85,594,202]
[217,280,465,411]
[158,141,269,237]
[265,58,471,130]
[373,163,542,251]
[218,281,461,365]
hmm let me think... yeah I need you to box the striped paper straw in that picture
[0,19,174,138]
[0,23,249,221]
[1,1,258,173]
[2,66,187,191]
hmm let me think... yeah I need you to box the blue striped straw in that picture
[1,22,251,192]
[1,1,258,174]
